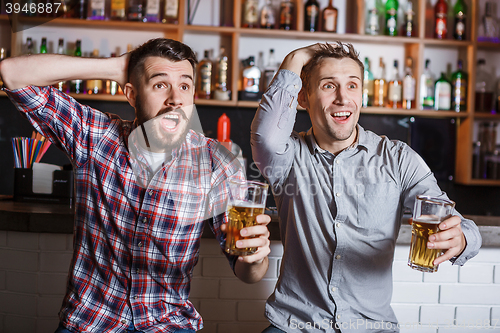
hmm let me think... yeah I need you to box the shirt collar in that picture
[306,124,372,155]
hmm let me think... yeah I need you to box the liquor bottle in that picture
[87,0,106,20]
[373,57,387,107]
[304,0,320,32]
[434,0,447,39]
[162,0,178,24]
[362,57,374,108]
[279,0,294,30]
[242,0,259,28]
[110,0,126,20]
[451,59,468,112]
[55,39,68,92]
[106,53,119,95]
[242,56,261,93]
[70,40,84,94]
[25,37,34,55]
[478,2,499,42]
[260,0,276,29]
[384,0,398,36]
[419,59,435,110]
[401,0,415,37]
[60,0,74,18]
[128,0,144,21]
[322,0,338,32]
[144,0,161,22]
[365,0,379,35]
[453,0,467,40]
[387,60,402,108]
[475,59,494,113]
[197,50,213,99]
[263,48,278,90]
[434,73,451,110]
[214,47,231,101]
[75,0,87,19]
[40,38,48,54]
[87,49,103,95]
[402,56,416,109]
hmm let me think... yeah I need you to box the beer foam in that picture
[413,216,443,224]
[231,201,265,209]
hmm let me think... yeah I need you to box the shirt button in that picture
[337,314,341,320]
[336,160,340,164]
[142,217,147,224]
[336,222,341,227]
[336,192,341,197]
[133,295,138,300]
[331,287,336,292]
[136,268,140,274]
[294,84,299,89]
[335,254,341,260]
[138,242,143,247]
[149,190,153,196]
[121,320,127,325]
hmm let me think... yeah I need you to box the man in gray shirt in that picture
[251,42,481,333]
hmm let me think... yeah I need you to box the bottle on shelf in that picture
[419,59,434,110]
[214,47,231,101]
[87,49,103,95]
[475,59,494,113]
[387,60,402,108]
[434,0,448,39]
[110,0,126,20]
[304,0,320,32]
[242,56,261,93]
[451,59,467,112]
[321,0,338,33]
[384,0,399,36]
[478,2,499,42]
[434,72,451,111]
[373,57,387,107]
[263,48,278,91]
[401,0,415,37]
[55,39,68,93]
[402,56,415,110]
[279,0,294,30]
[242,0,259,28]
[162,0,179,24]
[127,0,144,21]
[197,50,213,100]
[453,0,467,40]
[106,53,120,95]
[365,0,379,35]
[60,0,75,18]
[70,40,84,94]
[362,57,374,108]
[40,38,48,54]
[87,0,107,20]
[25,37,34,55]
[260,0,276,29]
[143,0,161,22]
[75,0,88,19]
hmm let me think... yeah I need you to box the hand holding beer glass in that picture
[225,179,269,256]
[408,195,456,273]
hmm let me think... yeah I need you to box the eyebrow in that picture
[319,75,361,81]
[147,73,194,83]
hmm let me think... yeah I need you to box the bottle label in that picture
[307,5,318,20]
[200,64,212,94]
[90,0,105,11]
[165,0,178,17]
[403,77,415,100]
[111,0,125,11]
[436,18,447,36]
[368,11,379,30]
[244,0,258,24]
[387,17,396,29]
[455,21,465,35]
[388,84,402,102]
[218,60,228,86]
[436,82,451,109]
[146,0,160,15]
[323,11,336,32]
[280,3,293,26]
[453,78,467,106]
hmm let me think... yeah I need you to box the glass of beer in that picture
[225,179,268,256]
[408,195,456,273]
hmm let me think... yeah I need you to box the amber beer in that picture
[408,217,442,272]
[225,204,265,256]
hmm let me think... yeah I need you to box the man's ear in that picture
[123,83,136,108]
[297,87,309,110]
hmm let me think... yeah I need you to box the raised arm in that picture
[0,53,129,90]
[250,43,323,187]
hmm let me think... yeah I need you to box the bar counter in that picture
[0,197,499,246]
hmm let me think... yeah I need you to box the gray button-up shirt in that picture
[251,70,481,333]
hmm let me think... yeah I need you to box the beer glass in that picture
[225,179,268,256]
[408,195,455,273]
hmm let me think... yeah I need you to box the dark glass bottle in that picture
[384,0,399,36]
[453,0,467,40]
[279,0,294,30]
[40,37,47,54]
[304,0,320,32]
[451,59,468,112]
[70,40,84,94]
[321,0,338,32]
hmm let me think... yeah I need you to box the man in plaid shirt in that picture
[1,38,271,333]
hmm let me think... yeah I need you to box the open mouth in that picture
[331,111,352,121]
[160,113,181,132]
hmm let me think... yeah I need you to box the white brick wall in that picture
[1,234,500,333]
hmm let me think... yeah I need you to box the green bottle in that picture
[434,72,451,110]
[71,40,83,94]
[453,0,467,40]
[40,38,47,54]
[385,0,399,36]
[362,57,374,107]
[451,59,468,112]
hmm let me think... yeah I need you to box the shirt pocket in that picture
[356,182,399,230]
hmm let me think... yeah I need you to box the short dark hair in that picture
[300,41,364,93]
[127,38,198,87]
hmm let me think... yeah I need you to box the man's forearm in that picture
[0,54,127,90]
[234,257,269,284]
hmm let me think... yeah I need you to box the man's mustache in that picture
[156,107,190,121]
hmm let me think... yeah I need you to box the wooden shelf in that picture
[67,93,127,101]
[465,179,500,186]
[15,17,177,31]
[422,38,473,47]
[362,108,468,117]
[473,113,500,120]
[476,41,500,49]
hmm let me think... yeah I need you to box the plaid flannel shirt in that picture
[6,86,241,333]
